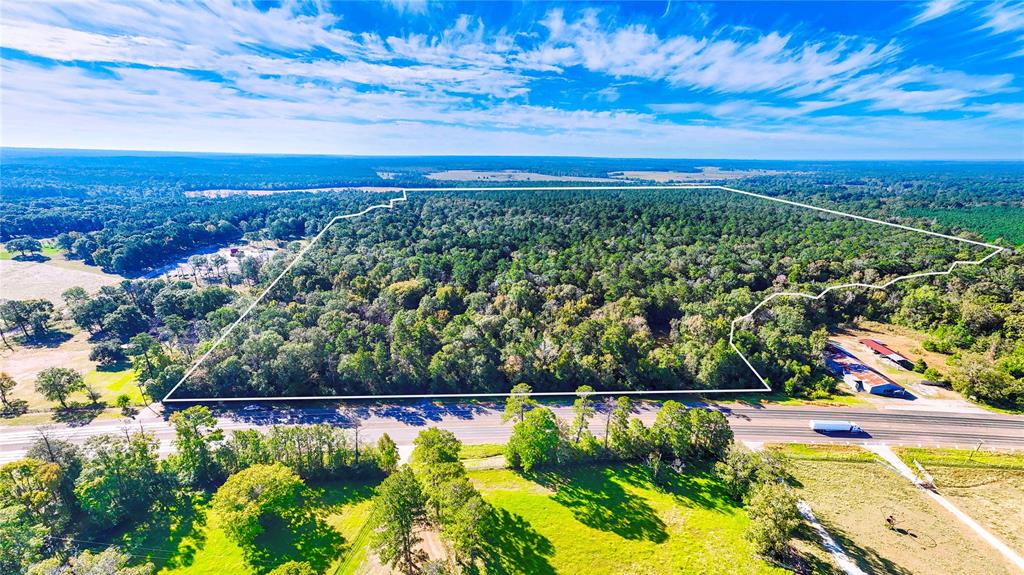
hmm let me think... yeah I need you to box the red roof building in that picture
[858,338,910,366]
[824,343,906,397]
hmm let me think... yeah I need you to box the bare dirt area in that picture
[787,450,1015,575]
[895,448,1024,556]
[144,240,283,281]
[425,169,618,182]
[0,257,123,305]
[608,166,794,182]
[355,528,446,575]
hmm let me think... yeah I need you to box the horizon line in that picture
[3,145,1023,163]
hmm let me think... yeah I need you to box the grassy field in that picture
[894,448,1024,555]
[2,329,144,420]
[104,481,377,575]
[467,464,793,575]
[0,251,123,304]
[781,444,1014,575]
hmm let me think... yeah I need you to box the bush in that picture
[267,561,316,575]
[745,480,800,559]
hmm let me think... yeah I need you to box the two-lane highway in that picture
[1,402,1022,464]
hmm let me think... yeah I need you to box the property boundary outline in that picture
[162,184,1005,402]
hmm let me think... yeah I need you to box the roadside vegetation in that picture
[2,395,830,575]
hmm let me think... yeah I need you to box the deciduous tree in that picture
[506,407,560,472]
[212,463,305,548]
[35,367,84,409]
[745,480,800,559]
[170,405,224,487]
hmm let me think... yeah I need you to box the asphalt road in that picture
[2,401,1022,464]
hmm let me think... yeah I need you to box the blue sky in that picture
[1,1,1022,159]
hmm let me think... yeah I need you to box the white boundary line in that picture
[162,185,1005,403]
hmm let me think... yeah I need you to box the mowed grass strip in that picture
[788,453,1014,575]
[469,464,789,575]
[768,443,880,463]
[895,447,1024,470]
[895,447,1024,556]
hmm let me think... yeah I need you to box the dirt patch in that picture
[608,167,794,182]
[830,321,975,407]
[917,465,1024,556]
[832,321,952,381]
[143,240,283,281]
[0,257,122,305]
[356,527,447,575]
[791,458,1015,574]
[425,170,618,183]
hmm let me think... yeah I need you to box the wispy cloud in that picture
[912,0,961,25]
[0,1,1020,158]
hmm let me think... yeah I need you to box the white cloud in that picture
[912,0,961,25]
[0,1,1020,158]
[979,0,1024,35]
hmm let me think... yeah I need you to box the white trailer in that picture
[809,420,863,433]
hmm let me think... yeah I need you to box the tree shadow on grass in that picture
[475,507,556,575]
[631,463,738,514]
[96,359,133,372]
[16,329,73,349]
[315,481,376,514]
[112,491,210,571]
[789,523,845,575]
[0,399,29,418]
[246,493,346,574]
[12,253,51,263]
[531,465,668,543]
[53,401,104,426]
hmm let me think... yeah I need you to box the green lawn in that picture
[768,442,880,463]
[894,447,1024,470]
[721,391,867,408]
[101,481,376,575]
[85,367,145,405]
[460,443,506,460]
[467,464,790,575]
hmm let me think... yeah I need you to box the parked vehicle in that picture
[809,420,863,433]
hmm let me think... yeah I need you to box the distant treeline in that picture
[1,191,386,274]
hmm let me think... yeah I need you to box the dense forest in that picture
[3,151,1021,276]
[2,152,1022,408]
[153,188,1015,405]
